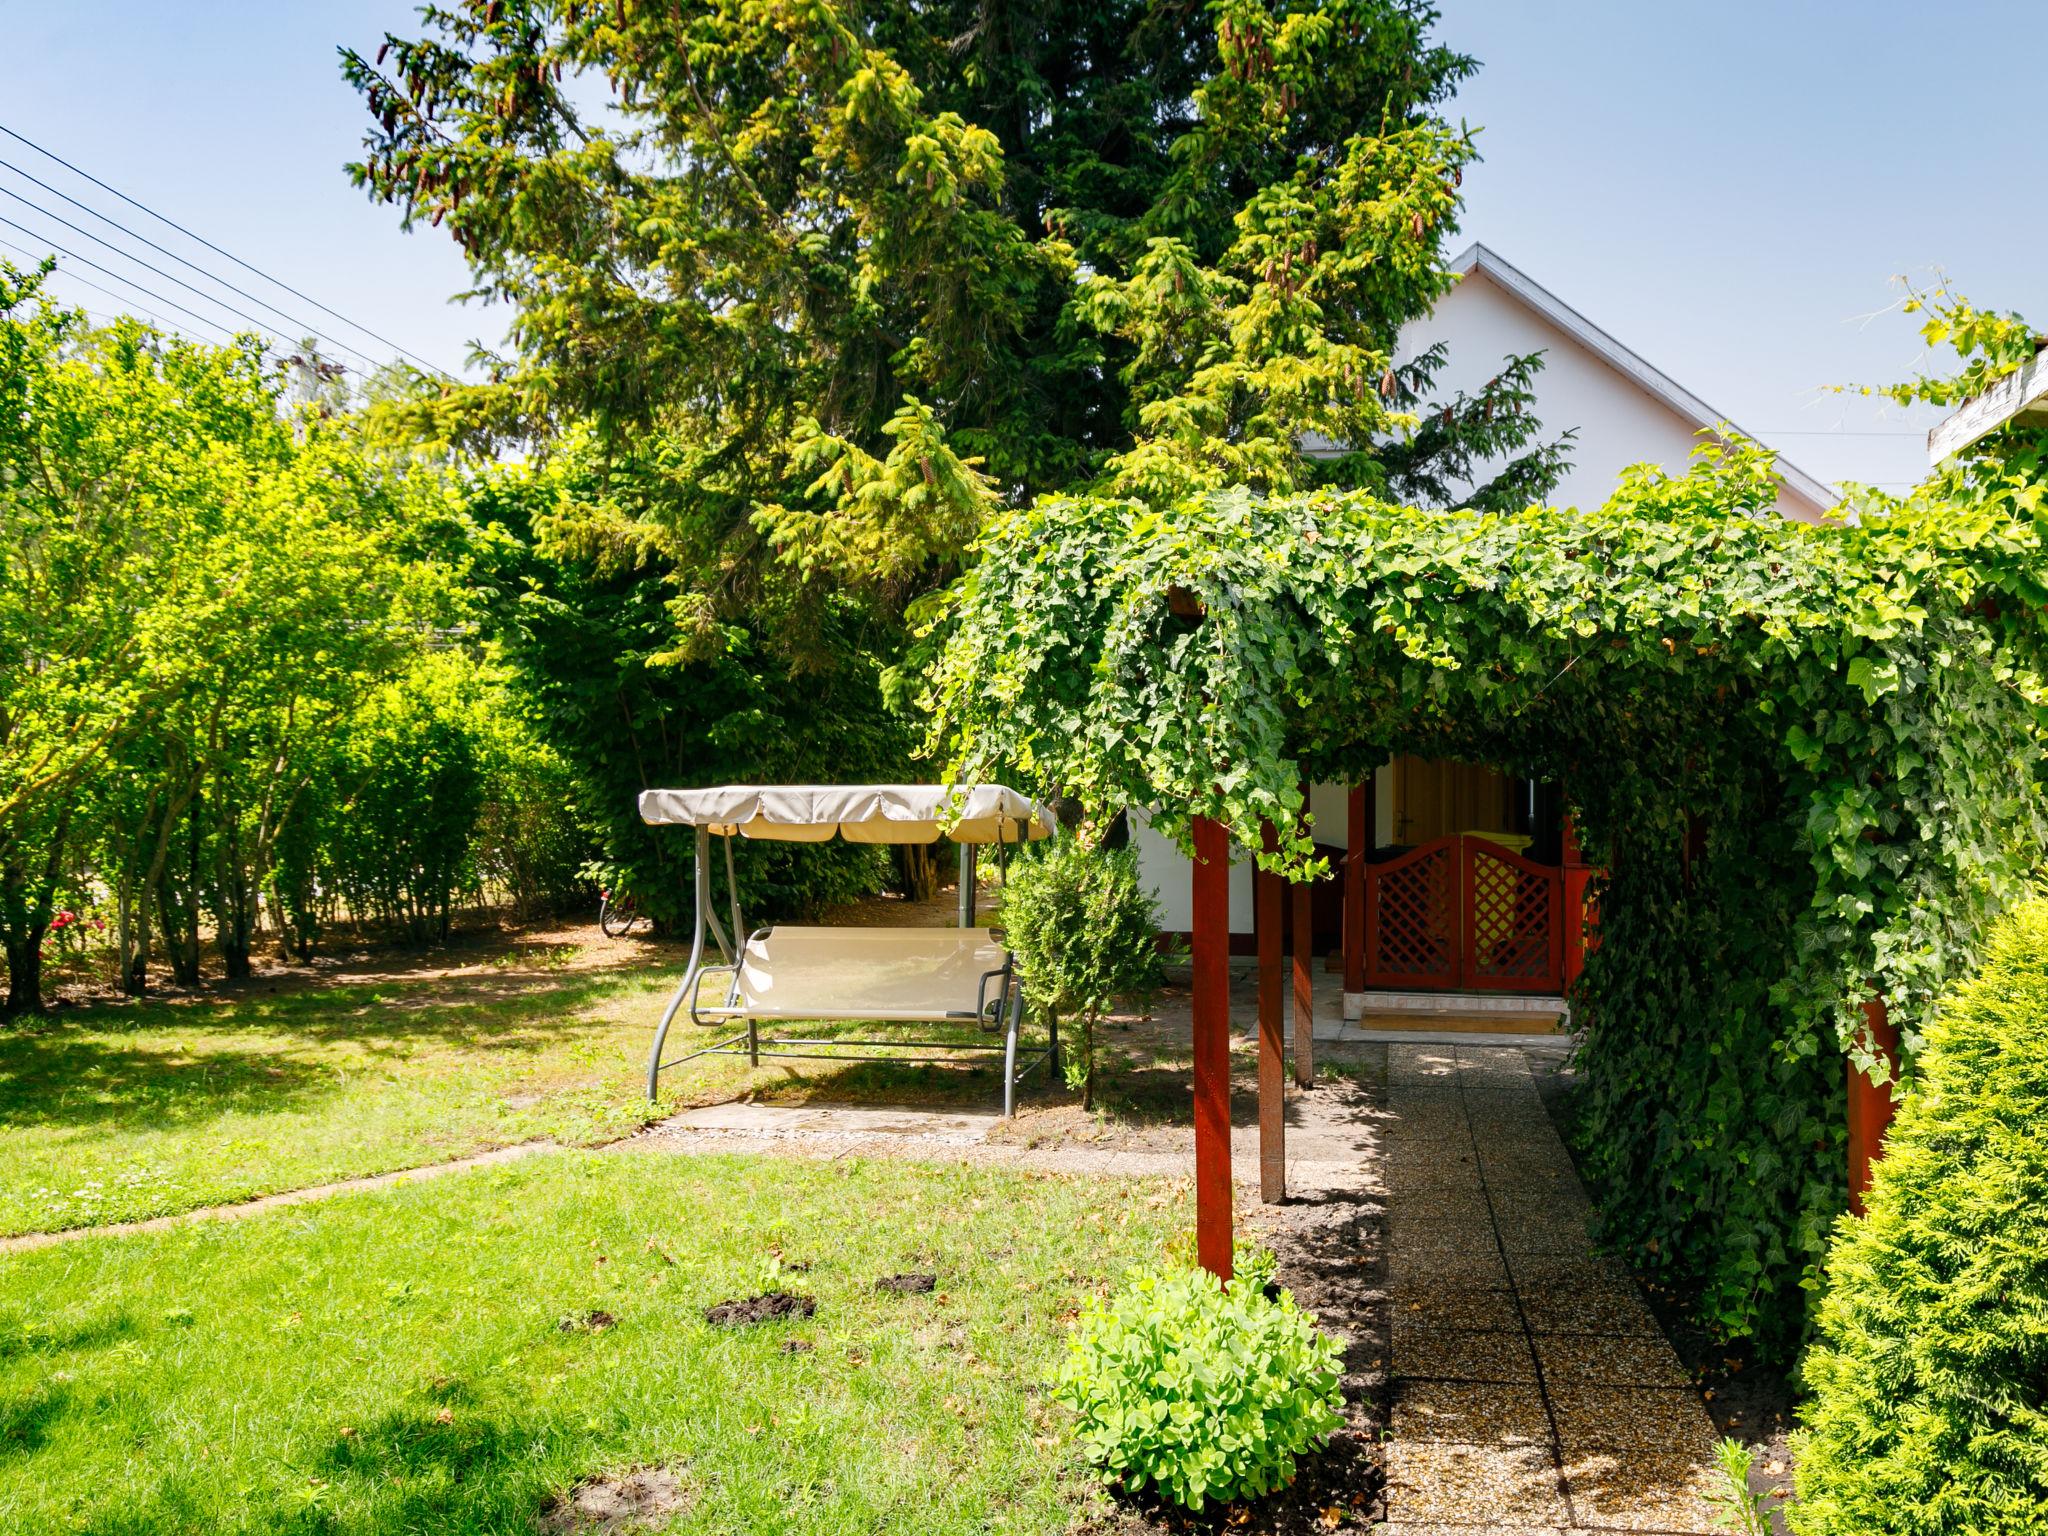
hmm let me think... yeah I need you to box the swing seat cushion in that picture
[697,926,1012,1022]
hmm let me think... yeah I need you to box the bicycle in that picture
[598,888,644,937]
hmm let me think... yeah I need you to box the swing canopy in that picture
[636,784,1055,845]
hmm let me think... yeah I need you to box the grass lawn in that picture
[0,934,1064,1237]
[0,1149,1186,1534]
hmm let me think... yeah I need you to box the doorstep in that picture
[1336,988,1570,1035]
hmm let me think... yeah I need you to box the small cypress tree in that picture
[1790,898,2048,1536]
[1001,836,1165,1110]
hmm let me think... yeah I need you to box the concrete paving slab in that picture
[661,1101,1001,1143]
[1385,1443,1570,1525]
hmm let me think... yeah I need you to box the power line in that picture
[0,213,290,349]
[0,183,381,374]
[0,234,236,342]
[0,122,455,379]
[0,153,400,374]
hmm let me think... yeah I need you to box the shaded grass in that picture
[0,1150,1186,1535]
[0,949,1068,1237]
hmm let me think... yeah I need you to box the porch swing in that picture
[639,785,1060,1115]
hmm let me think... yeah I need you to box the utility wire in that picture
[0,122,455,379]
[0,213,290,350]
[0,153,400,374]
[0,233,236,342]
[0,184,381,374]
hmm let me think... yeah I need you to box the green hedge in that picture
[1791,898,2048,1535]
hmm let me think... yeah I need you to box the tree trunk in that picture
[895,844,940,902]
[158,859,201,985]
[3,932,44,1016]
[1,805,73,1016]
[219,851,252,980]
[158,789,203,986]
[209,774,254,981]
[122,775,196,997]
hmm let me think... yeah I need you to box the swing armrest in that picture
[687,962,743,1026]
[975,955,1016,1024]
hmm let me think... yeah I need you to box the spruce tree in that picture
[345,0,1567,638]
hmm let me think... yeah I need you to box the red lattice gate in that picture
[1362,839,1458,989]
[1364,836,1564,993]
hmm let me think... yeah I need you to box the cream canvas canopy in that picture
[637,783,1055,844]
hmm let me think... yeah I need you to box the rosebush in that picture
[1790,897,2048,1536]
[1054,1263,1344,1511]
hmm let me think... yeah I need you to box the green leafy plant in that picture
[1054,1263,1344,1512]
[1000,834,1166,1108]
[1789,896,2048,1536]
[1231,1238,1280,1297]
[1163,1232,1281,1292]
[1707,1439,1773,1536]
[926,301,2048,1353]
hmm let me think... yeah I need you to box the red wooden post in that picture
[1343,782,1368,1005]
[1847,996,1901,1216]
[1561,813,1591,987]
[1191,815,1234,1278]
[1291,876,1315,1088]
[1256,821,1286,1203]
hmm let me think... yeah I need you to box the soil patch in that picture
[542,1465,688,1533]
[559,1309,616,1333]
[703,1292,817,1327]
[1095,1431,1381,1536]
[875,1271,937,1294]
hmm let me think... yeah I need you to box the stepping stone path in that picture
[1380,1043,1724,1534]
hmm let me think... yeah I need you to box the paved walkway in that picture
[643,1088,1380,1193]
[1380,1042,1722,1534]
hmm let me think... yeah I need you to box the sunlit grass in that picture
[0,1150,1187,1534]
[0,948,1067,1236]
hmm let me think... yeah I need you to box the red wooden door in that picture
[1461,838,1563,992]
[1363,837,1459,990]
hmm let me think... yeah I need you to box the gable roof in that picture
[1446,243,1837,517]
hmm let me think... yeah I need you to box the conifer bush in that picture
[1791,898,2048,1536]
[1001,836,1166,1109]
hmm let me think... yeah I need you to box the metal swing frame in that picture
[645,824,1057,1115]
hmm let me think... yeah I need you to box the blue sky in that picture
[2,1,2041,491]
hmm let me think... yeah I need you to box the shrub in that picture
[1001,834,1165,1108]
[1053,1263,1344,1512]
[1790,898,2048,1536]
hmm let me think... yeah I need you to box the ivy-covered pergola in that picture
[926,441,2048,1352]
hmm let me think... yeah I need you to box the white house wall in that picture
[1134,782,1370,939]
[1306,782,1352,849]
[1133,810,1253,936]
[1401,267,1820,522]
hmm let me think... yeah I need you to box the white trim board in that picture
[1929,346,2048,465]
